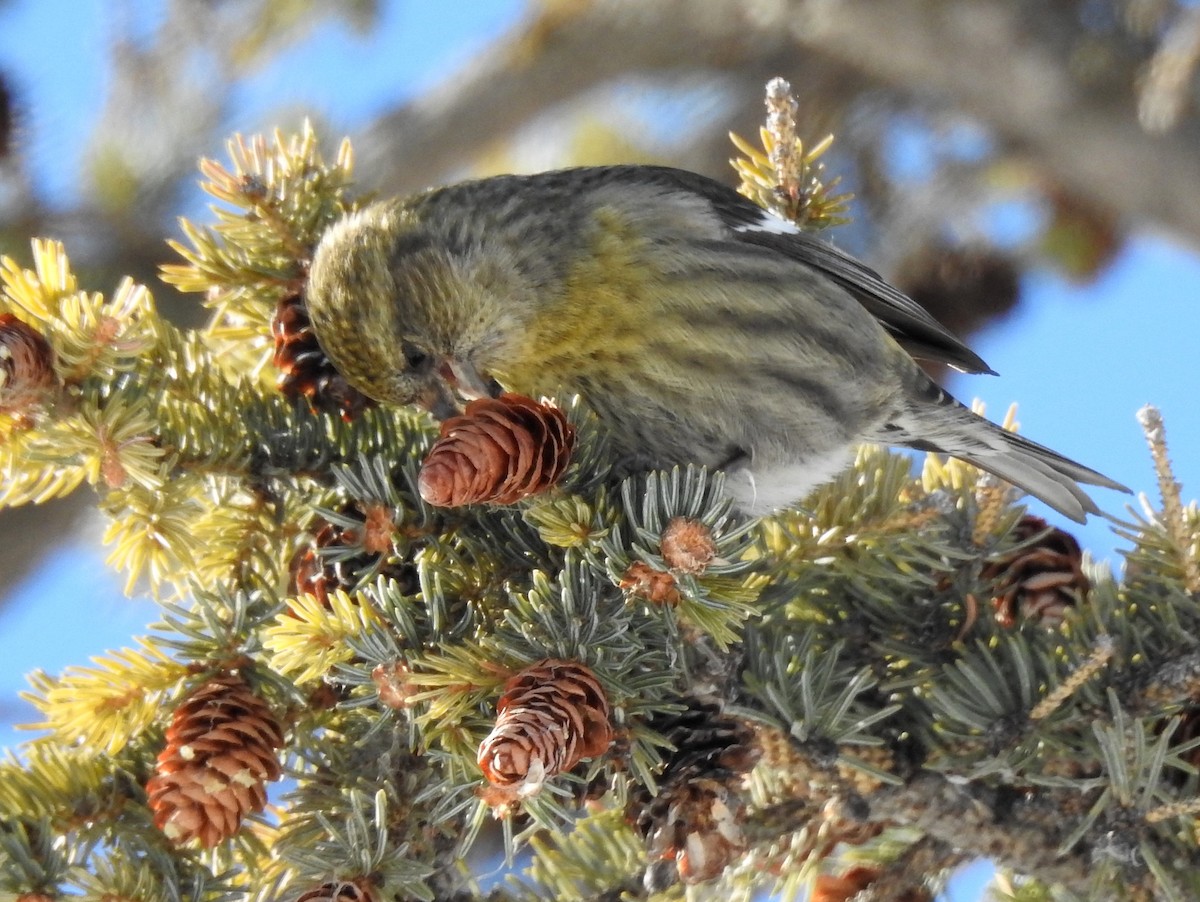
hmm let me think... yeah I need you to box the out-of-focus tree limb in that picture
[363,0,1200,242]
[797,0,1200,239]
[360,1,868,193]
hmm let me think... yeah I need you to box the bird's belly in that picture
[578,382,861,515]
[723,445,856,516]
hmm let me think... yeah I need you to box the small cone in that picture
[146,674,284,847]
[0,313,56,417]
[290,519,351,606]
[984,515,1088,628]
[628,699,759,885]
[419,394,574,507]
[272,293,373,421]
[288,504,415,609]
[478,659,612,806]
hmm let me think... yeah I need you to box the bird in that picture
[304,164,1129,522]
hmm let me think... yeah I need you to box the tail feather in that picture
[962,432,1104,523]
[894,394,1130,523]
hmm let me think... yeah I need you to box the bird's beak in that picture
[440,358,497,401]
[420,358,500,421]
[419,379,461,421]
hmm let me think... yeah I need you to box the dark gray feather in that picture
[734,228,996,375]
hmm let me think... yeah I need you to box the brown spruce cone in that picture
[477,659,612,807]
[290,880,377,902]
[0,313,56,418]
[419,393,575,507]
[146,674,284,847]
[291,518,356,606]
[983,515,1088,628]
[272,293,374,421]
[289,503,417,607]
[628,699,760,885]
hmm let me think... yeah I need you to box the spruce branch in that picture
[21,641,189,756]
[730,77,851,229]
[1137,404,1200,594]
[1029,635,1115,723]
[2,115,1199,900]
[868,773,1093,897]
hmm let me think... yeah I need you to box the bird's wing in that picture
[617,165,996,376]
[733,227,996,375]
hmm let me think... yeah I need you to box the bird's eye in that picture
[401,342,432,373]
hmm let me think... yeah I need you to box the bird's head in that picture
[306,199,530,418]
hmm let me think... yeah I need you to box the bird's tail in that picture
[892,388,1129,523]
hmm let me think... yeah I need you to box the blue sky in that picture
[1,3,1197,899]
[1,0,526,206]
